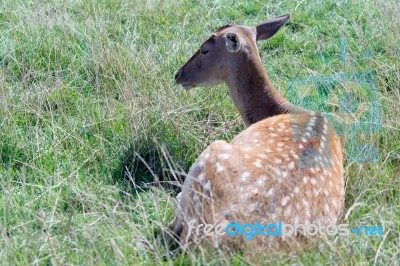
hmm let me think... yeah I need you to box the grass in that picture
[0,0,399,264]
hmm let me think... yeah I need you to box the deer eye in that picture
[201,50,209,55]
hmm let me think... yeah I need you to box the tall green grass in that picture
[0,0,399,264]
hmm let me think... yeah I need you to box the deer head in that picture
[174,14,291,90]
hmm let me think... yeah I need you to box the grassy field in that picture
[0,0,399,264]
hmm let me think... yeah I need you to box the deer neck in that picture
[226,54,302,126]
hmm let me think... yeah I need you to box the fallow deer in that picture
[167,14,345,252]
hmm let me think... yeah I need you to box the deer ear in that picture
[255,14,291,41]
[224,33,241,53]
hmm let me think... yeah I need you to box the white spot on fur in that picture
[323,123,328,134]
[241,172,250,182]
[218,153,230,160]
[198,173,205,182]
[324,203,330,213]
[253,160,263,168]
[203,180,211,191]
[256,176,265,186]
[266,188,274,197]
[273,168,281,176]
[303,200,309,206]
[216,163,224,173]
[281,196,290,206]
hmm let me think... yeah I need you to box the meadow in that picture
[0,0,399,264]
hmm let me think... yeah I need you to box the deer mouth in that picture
[180,83,195,90]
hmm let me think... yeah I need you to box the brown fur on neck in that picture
[226,45,302,126]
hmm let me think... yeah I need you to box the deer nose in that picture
[175,69,182,81]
